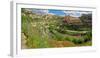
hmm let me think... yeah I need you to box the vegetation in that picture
[21,8,92,49]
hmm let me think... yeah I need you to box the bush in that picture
[58,29,86,36]
[64,36,84,44]
[49,29,85,44]
[50,30,65,41]
[83,31,92,42]
[22,15,51,48]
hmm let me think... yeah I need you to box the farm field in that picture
[21,8,92,49]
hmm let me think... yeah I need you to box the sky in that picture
[48,9,65,16]
[27,8,92,17]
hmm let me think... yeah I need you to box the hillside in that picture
[21,8,92,49]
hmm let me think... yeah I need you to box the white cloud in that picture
[78,11,92,14]
[63,10,92,17]
[63,10,76,14]
[63,10,80,17]
[25,8,92,17]
[24,8,56,15]
[31,9,49,15]
[48,12,55,15]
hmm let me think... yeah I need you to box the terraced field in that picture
[21,8,92,49]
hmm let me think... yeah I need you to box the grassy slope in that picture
[21,10,92,48]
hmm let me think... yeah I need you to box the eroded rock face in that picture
[64,16,82,25]
[21,33,27,49]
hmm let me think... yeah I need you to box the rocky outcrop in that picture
[63,16,83,25]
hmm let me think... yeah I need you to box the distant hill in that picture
[63,16,83,25]
[22,8,83,25]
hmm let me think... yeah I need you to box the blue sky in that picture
[48,9,65,16]
[48,9,91,17]
[28,8,92,17]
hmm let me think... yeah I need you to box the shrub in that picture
[50,30,65,41]
[64,36,84,44]
[83,31,92,42]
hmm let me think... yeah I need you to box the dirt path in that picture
[48,39,75,47]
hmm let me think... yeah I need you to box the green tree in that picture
[79,14,92,27]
